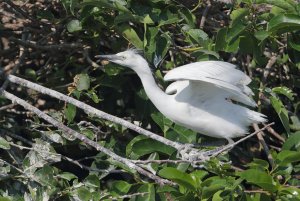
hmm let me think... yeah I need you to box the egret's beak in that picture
[95,54,123,61]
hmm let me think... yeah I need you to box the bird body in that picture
[96,50,267,143]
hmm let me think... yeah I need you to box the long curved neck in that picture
[132,64,169,112]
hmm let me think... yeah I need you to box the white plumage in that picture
[96,50,267,143]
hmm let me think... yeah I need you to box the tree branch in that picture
[6,74,184,151]
[0,89,175,186]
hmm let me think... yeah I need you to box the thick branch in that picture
[0,89,175,186]
[6,75,183,150]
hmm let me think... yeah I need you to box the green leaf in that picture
[212,190,223,201]
[248,159,270,170]
[25,68,37,80]
[186,29,209,46]
[270,96,290,134]
[76,186,91,201]
[104,63,123,76]
[151,112,173,134]
[67,19,82,32]
[268,14,300,34]
[276,150,300,165]
[190,170,208,188]
[238,169,277,192]
[0,137,10,150]
[201,176,227,199]
[255,0,297,13]
[75,74,90,91]
[131,138,176,158]
[158,13,179,27]
[0,197,12,201]
[136,184,155,201]
[290,116,300,131]
[272,87,294,101]
[81,0,130,13]
[226,23,246,43]
[215,28,240,53]
[64,103,76,124]
[118,24,143,49]
[110,180,131,195]
[254,30,269,41]
[191,49,220,60]
[179,8,196,28]
[282,131,300,150]
[159,167,196,191]
[288,34,300,51]
[230,8,249,26]
[171,124,197,143]
[57,172,77,181]
[84,174,100,188]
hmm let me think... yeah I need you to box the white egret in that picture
[96,50,267,144]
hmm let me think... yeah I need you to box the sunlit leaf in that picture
[268,14,300,34]
[276,150,300,165]
[0,137,10,150]
[238,169,277,192]
[270,96,290,134]
[272,86,294,101]
[67,19,82,32]
[118,24,143,49]
[159,167,197,191]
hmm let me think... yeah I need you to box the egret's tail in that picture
[247,110,267,124]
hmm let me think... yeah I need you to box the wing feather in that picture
[164,61,256,107]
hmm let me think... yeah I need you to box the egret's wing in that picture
[164,61,256,107]
[165,81,189,95]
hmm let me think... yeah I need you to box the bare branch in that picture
[0,89,175,186]
[200,1,211,29]
[10,37,82,52]
[253,123,275,167]
[263,123,285,143]
[6,75,184,151]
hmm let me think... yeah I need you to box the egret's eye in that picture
[121,56,126,60]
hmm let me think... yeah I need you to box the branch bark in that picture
[0,89,175,186]
[6,74,184,151]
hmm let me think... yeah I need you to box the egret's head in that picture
[96,49,146,69]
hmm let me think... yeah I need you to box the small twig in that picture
[110,192,149,200]
[244,189,270,195]
[0,89,175,186]
[262,55,277,83]
[0,158,24,174]
[8,141,115,173]
[10,37,82,52]
[1,39,26,90]
[133,159,191,164]
[3,0,33,21]
[209,123,275,157]
[200,1,211,29]
[0,103,15,111]
[253,123,275,167]
[263,123,285,143]
[0,129,33,145]
[191,0,202,12]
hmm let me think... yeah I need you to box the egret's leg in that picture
[205,138,234,156]
[226,138,234,145]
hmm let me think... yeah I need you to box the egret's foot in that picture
[176,144,210,163]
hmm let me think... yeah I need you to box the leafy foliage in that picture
[0,0,300,200]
